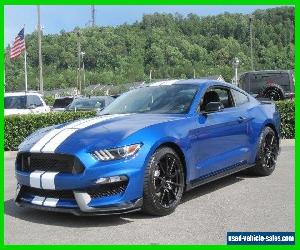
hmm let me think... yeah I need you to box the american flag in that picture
[10,28,26,60]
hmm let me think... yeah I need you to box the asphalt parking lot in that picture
[4,140,294,245]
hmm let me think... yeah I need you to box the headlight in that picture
[91,143,142,161]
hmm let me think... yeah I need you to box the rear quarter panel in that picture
[247,100,280,163]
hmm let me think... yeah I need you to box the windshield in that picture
[68,98,105,109]
[100,84,199,115]
[5,96,26,109]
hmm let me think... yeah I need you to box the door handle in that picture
[238,116,247,123]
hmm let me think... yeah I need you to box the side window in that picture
[26,95,34,107]
[32,96,43,107]
[200,87,234,111]
[231,89,249,106]
[26,95,43,107]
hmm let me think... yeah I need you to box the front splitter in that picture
[15,198,143,216]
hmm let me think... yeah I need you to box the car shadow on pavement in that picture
[124,172,247,220]
[4,199,132,228]
[5,172,254,225]
[181,173,244,204]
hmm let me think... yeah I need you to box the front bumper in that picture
[15,179,144,215]
[15,150,148,215]
[15,193,143,216]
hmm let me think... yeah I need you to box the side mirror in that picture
[204,102,224,114]
[28,104,36,109]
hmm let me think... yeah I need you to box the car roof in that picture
[73,96,110,100]
[54,96,75,99]
[148,79,251,97]
[5,92,42,97]
[149,79,230,87]
[240,70,292,75]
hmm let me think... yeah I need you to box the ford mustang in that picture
[15,79,280,216]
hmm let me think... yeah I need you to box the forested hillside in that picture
[5,6,294,91]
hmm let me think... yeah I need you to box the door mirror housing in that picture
[27,104,36,109]
[204,102,224,114]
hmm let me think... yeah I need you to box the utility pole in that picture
[91,5,95,27]
[37,6,43,93]
[289,18,294,64]
[77,31,81,94]
[249,14,255,71]
[81,52,86,94]
[193,68,196,79]
[149,69,152,82]
[24,25,28,92]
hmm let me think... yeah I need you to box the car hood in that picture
[19,113,185,154]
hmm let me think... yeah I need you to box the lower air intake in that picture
[21,186,75,200]
[85,181,128,199]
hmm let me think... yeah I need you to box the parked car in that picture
[65,96,115,112]
[239,70,294,101]
[5,92,50,116]
[51,96,75,112]
[15,79,280,216]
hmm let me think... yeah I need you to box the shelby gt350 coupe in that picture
[15,79,280,216]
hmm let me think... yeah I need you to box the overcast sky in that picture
[5,5,285,46]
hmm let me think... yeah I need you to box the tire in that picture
[142,147,185,216]
[263,86,284,101]
[249,127,279,176]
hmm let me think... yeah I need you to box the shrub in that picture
[44,95,55,106]
[275,100,295,139]
[5,111,96,151]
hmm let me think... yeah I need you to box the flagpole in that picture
[24,25,28,92]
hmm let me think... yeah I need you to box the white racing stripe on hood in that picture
[150,80,179,86]
[74,115,124,129]
[41,129,78,153]
[64,118,92,129]
[29,119,91,153]
[29,114,128,153]
[30,129,63,152]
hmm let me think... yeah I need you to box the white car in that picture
[4,92,50,116]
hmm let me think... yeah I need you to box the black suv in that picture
[239,70,294,101]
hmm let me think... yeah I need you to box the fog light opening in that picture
[95,175,128,184]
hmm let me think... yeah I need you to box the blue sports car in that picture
[15,79,280,216]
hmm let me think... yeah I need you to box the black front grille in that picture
[17,153,84,174]
[21,186,75,200]
[85,181,128,199]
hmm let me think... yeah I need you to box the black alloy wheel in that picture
[262,132,278,169]
[142,147,185,216]
[249,126,279,176]
[153,153,183,208]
